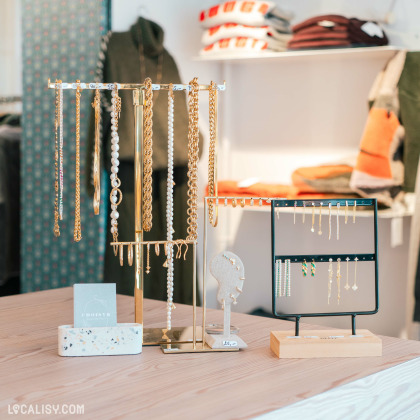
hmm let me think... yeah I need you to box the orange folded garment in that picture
[292,164,354,194]
[350,107,405,206]
[206,181,357,204]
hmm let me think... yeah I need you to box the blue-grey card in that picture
[73,283,117,328]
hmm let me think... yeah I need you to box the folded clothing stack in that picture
[199,1,293,56]
[288,14,388,50]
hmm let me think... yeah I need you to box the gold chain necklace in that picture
[143,77,154,232]
[53,80,60,237]
[186,77,200,241]
[92,88,101,215]
[208,81,218,227]
[74,80,82,242]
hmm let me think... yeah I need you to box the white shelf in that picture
[194,46,400,63]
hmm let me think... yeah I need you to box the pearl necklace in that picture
[110,85,122,251]
[166,85,175,330]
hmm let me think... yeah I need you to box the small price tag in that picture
[223,340,238,347]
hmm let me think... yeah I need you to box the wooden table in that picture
[1,288,419,419]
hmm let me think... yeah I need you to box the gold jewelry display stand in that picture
[47,80,231,353]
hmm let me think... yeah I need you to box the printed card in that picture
[73,283,117,328]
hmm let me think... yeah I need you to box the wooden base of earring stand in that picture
[270,329,382,358]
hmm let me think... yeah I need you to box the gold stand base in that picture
[143,326,202,346]
[161,342,239,354]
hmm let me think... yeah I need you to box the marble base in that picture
[58,323,142,356]
[205,333,247,349]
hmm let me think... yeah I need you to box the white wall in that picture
[0,0,22,114]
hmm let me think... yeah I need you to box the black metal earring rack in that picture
[271,198,379,336]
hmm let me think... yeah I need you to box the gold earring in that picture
[353,200,357,223]
[345,200,349,224]
[127,244,133,266]
[328,258,333,305]
[146,243,151,274]
[232,198,237,208]
[119,243,124,266]
[163,242,169,267]
[240,198,245,208]
[336,258,341,304]
[336,202,340,240]
[302,202,306,224]
[183,242,189,260]
[318,202,323,236]
[352,257,359,291]
[155,243,160,256]
[311,202,315,233]
[176,243,182,259]
[328,202,332,240]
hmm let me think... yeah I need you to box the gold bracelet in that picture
[143,77,153,232]
[92,88,101,215]
[53,80,60,237]
[74,80,82,242]
[208,81,218,227]
[186,77,200,241]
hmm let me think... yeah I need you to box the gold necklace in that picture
[74,80,82,242]
[186,77,200,241]
[53,80,60,237]
[208,81,218,227]
[143,77,154,232]
[92,88,101,215]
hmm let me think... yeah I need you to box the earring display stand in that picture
[270,198,382,358]
[48,79,233,354]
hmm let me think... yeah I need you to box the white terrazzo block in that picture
[58,323,142,356]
